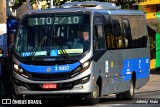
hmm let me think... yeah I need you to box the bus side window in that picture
[104,17,114,49]
[116,36,123,48]
[106,33,116,49]
[113,19,123,49]
[106,33,112,49]
[111,34,116,48]
[124,37,128,47]
[105,16,124,49]
[122,19,131,48]
[113,16,124,49]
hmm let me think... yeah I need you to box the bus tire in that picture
[123,78,134,99]
[116,93,124,99]
[85,83,99,105]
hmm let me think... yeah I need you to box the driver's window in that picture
[94,25,106,49]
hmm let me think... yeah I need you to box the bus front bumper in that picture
[12,72,93,95]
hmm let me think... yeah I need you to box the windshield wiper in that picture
[50,14,69,59]
[29,36,47,61]
[51,36,69,59]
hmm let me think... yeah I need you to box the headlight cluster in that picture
[79,75,90,84]
[13,64,29,79]
[71,61,91,78]
[81,61,90,72]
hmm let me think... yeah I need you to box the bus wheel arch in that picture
[132,71,136,89]
[96,76,102,96]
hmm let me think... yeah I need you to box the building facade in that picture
[138,0,160,70]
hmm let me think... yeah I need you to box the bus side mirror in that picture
[0,48,4,57]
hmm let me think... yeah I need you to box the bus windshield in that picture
[15,13,90,58]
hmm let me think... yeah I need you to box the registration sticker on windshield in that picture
[58,49,83,54]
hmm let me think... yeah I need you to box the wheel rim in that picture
[93,85,99,98]
[130,80,134,97]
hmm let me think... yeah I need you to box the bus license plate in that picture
[42,83,57,89]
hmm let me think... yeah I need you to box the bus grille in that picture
[28,72,71,81]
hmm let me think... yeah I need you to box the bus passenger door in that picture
[93,16,107,96]
[101,15,124,95]
[107,50,123,94]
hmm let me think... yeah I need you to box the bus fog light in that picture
[21,74,29,78]
[80,75,90,84]
[82,77,89,81]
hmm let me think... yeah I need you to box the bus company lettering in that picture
[11,99,42,104]
[28,100,42,104]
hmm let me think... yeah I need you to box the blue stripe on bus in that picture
[20,62,81,74]
[121,58,150,81]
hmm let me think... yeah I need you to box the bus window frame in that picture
[93,16,106,51]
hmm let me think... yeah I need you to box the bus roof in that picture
[25,8,144,16]
[24,1,144,16]
[61,1,121,10]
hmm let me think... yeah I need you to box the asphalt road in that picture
[2,90,157,106]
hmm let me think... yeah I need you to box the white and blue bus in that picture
[0,1,150,105]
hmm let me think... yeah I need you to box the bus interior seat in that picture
[124,37,128,47]
[116,36,123,48]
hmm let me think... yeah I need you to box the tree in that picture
[11,0,140,9]
[0,0,7,23]
[158,23,160,34]
[0,0,7,53]
[11,0,26,9]
[11,0,47,9]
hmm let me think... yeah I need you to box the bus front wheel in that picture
[85,83,100,105]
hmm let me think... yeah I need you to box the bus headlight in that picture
[13,64,29,78]
[71,61,91,78]
[14,64,19,71]
[19,68,24,73]
[14,64,24,73]
[81,61,90,72]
